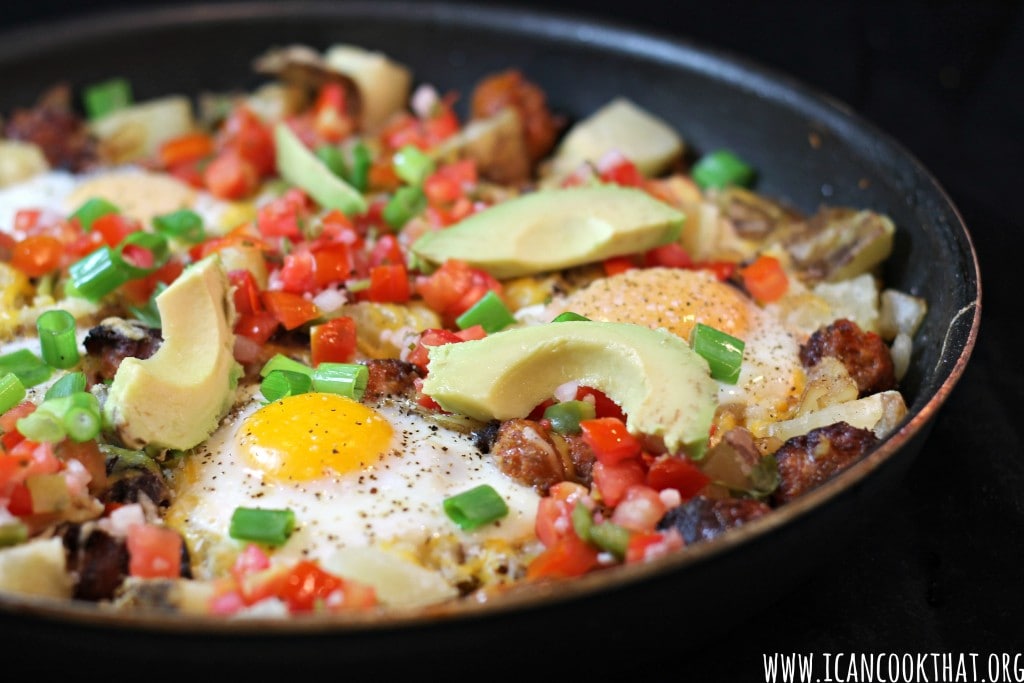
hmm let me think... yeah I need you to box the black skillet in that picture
[0,0,980,672]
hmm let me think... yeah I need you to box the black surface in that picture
[2,0,1020,679]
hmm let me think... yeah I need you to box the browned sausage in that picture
[799,318,896,396]
[361,359,424,402]
[490,419,594,494]
[471,70,562,164]
[656,496,771,544]
[772,421,879,504]
[82,318,162,384]
[4,84,97,172]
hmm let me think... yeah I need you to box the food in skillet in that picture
[0,43,926,616]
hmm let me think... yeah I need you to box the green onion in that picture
[114,232,170,279]
[383,186,426,230]
[229,507,296,546]
[16,410,65,443]
[37,309,79,369]
[455,290,515,334]
[70,197,120,231]
[552,311,591,323]
[690,322,745,384]
[259,354,314,379]
[345,278,371,293]
[312,363,368,401]
[315,144,347,179]
[68,246,130,301]
[443,484,509,531]
[83,78,132,120]
[0,349,52,388]
[589,522,631,559]
[128,282,167,328]
[153,209,205,244]
[0,373,26,413]
[571,502,593,541]
[45,371,87,400]
[0,522,28,548]
[543,400,597,435]
[261,369,313,403]
[64,406,101,442]
[393,145,435,186]
[691,150,755,190]
[347,142,371,192]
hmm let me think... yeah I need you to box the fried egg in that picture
[548,267,806,432]
[165,387,541,581]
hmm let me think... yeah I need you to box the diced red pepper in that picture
[262,291,320,330]
[235,311,280,345]
[740,255,789,303]
[579,417,642,465]
[313,243,355,286]
[367,264,411,303]
[575,386,627,422]
[228,269,264,315]
[159,132,215,168]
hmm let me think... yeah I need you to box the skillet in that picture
[0,0,980,669]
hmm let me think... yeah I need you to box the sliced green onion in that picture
[0,349,52,388]
[114,232,170,279]
[261,369,313,403]
[229,507,296,546]
[0,522,28,548]
[552,311,591,323]
[70,197,120,231]
[64,406,101,442]
[315,144,347,179]
[383,186,426,230]
[0,373,27,413]
[690,322,745,384]
[691,149,755,190]
[347,142,371,192]
[68,246,130,301]
[16,410,65,443]
[589,522,631,559]
[128,282,167,328]
[443,484,509,531]
[153,209,205,244]
[543,400,597,435]
[455,290,515,334]
[259,354,314,379]
[571,502,593,541]
[83,78,132,120]
[37,309,79,369]
[345,277,371,293]
[393,144,435,186]
[312,363,368,401]
[45,371,87,400]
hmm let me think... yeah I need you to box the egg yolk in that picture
[237,393,393,482]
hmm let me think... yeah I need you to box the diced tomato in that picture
[311,82,355,143]
[369,234,404,268]
[311,316,357,366]
[454,324,486,341]
[90,213,140,248]
[126,524,182,579]
[277,560,357,612]
[229,269,264,315]
[602,256,636,277]
[168,158,208,189]
[598,154,645,188]
[625,531,684,564]
[220,106,275,176]
[610,485,666,532]
[579,417,641,465]
[415,259,502,323]
[6,483,32,516]
[159,132,215,168]
[205,150,260,200]
[646,455,711,499]
[14,209,42,233]
[120,257,184,305]
[644,243,693,269]
[367,264,411,303]
[527,398,556,421]
[424,160,477,205]
[1,401,36,451]
[425,196,476,227]
[575,386,627,422]
[235,311,279,345]
[406,328,463,371]
[526,533,601,580]
[11,234,63,277]
[257,189,309,239]
[278,251,317,294]
[534,497,573,548]
[319,210,359,241]
[56,440,107,493]
[0,440,60,495]
[592,459,647,507]
[368,158,402,193]
[262,291,320,330]
[231,544,271,584]
[382,99,460,151]
[740,255,789,303]
[313,243,355,286]
[694,260,736,281]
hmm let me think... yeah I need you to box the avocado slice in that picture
[103,256,241,451]
[421,320,717,454]
[274,122,367,216]
[411,185,684,278]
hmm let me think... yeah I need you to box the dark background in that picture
[4,0,1023,678]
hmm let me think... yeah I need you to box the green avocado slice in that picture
[421,320,717,455]
[410,185,684,278]
[274,122,367,216]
